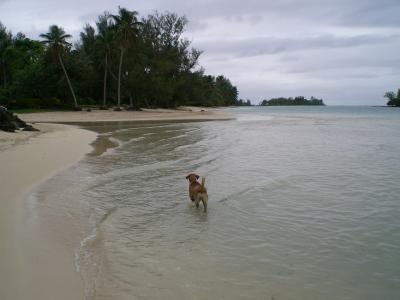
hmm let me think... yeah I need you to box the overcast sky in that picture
[1,0,399,105]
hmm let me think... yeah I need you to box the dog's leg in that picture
[195,194,200,208]
[202,194,208,212]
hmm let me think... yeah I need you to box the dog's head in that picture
[186,173,200,183]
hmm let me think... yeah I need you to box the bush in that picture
[12,98,41,108]
[79,97,96,106]
[39,97,62,107]
[6,97,64,109]
[0,88,11,106]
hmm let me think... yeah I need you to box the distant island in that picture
[259,96,325,106]
[384,89,400,107]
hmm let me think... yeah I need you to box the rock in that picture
[0,106,39,132]
[23,124,40,131]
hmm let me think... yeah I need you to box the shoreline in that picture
[19,107,235,124]
[0,123,97,300]
[0,108,235,300]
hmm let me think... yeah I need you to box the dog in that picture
[186,173,208,212]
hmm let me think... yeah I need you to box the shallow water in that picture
[28,106,400,299]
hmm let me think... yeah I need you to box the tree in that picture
[0,22,13,88]
[111,7,142,109]
[79,24,96,56]
[1,8,240,109]
[384,89,400,107]
[40,25,79,109]
[95,13,115,108]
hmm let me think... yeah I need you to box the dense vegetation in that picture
[0,7,240,110]
[384,89,400,107]
[259,96,324,106]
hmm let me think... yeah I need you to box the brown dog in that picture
[186,173,208,212]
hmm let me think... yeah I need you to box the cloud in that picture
[195,34,400,58]
[1,0,399,104]
[186,19,208,32]
[336,0,400,27]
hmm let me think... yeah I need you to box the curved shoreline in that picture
[0,110,234,300]
[0,123,97,300]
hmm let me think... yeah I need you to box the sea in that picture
[26,106,400,300]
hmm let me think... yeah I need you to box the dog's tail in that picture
[200,177,206,192]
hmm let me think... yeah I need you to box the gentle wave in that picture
[31,107,400,300]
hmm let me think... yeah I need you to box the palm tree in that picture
[80,24,96,56]
[40,25,80,109]
[96,13,115,109]
[111,7,142,110]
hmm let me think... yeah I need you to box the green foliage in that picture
[0,87,10,104]
[259,96,325,106]
[6,97,62,108]
[40,24,79,107]
[0,8,239,109]
[384,89,400,106]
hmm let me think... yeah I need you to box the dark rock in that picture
[0,106,39,132]
[23,124,40,131]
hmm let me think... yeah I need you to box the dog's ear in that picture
[186,173,200,180]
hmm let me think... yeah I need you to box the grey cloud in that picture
[186,19,208,32]
[196,34,400,58]
[336,0,400,27]
[284,56,400,75]
[78,12,104,24]
[224,14,264,25]
[146,0,400,28]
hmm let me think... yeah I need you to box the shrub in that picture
[39,97,62,107]
[0,88,11,106]
[12,98,41,108]
[79,97,96,105]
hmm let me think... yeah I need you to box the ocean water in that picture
[27,106,400,299]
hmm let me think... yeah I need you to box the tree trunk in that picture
[58,54,78,108]
[117,47,125,108]
[103,53,108,107]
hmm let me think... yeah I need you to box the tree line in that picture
[384,89,400,107]
[0,7,240,110]
[259,96,324,106]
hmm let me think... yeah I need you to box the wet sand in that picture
[0,123,97,300]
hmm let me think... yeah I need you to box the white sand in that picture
[0,123,97,300]
[20,107,234,123]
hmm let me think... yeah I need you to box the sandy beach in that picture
[0,123,97,300]
[0,107,233,300]
[20,107,234,124]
